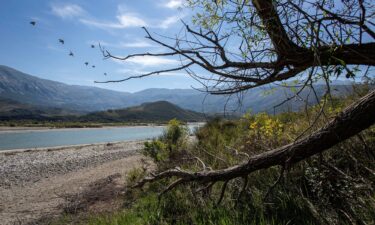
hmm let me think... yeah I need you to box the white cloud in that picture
[127,56,179,66]
[116,14,147,28]
[83,3,183,29]
[164,0,183,9]
[113,56,179,67]
[81,13,180,30]
[52,3,180,30]
[119,40,155,48]
[116,68,148,74]
[157,71,188,77]
[89,39,156,49]
[83,4,147,29]
[116,68,187,77]
[51,3,85,19]
[159,15,181,29]
[79,13,147,30]
[79,18,124,29]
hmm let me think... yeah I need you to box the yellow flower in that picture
[250,122,258,129]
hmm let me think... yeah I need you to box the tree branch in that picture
[251,0,301,55]
[134,89,375,190]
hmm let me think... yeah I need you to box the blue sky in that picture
[0,0,200,92]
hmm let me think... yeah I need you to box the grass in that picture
[86,193,288,225]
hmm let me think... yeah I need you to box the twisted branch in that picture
[134,89,375,193]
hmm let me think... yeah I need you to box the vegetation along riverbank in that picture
[34,89,374,225]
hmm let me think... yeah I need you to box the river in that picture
[0,124,201,150]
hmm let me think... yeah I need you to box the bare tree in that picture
[99,0,375,192]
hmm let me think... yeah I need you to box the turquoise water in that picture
[0,125,199,150]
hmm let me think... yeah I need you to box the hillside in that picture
[81,101,205,122]
[0,99,205,123]
[0,97,77,121]
[0,65,131,112]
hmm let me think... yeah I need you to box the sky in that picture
[0,0,200,92]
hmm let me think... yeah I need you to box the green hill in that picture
[0,97,77,121]
[80,101,205,123]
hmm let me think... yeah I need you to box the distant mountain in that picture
[0,65,354,114]
[0,65,131,112]
[128,86,353,114]
[81,101,205,122]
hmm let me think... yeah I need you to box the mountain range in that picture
[0,65,354,115]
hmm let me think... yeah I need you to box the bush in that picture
[143,139,167,162]
[160,118,189,151]
[144,119,189,168]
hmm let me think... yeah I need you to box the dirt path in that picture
[0,142,149,225]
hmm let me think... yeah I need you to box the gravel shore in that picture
[0,141,143,188]
[0,141,147,225]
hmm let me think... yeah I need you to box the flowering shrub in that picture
[248,113,284,138]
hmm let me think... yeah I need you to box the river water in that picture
[0,124,200,150]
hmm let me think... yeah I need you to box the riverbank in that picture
[0,140,150,225]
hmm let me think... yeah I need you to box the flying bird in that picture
[84,62,89,66]
[91,44,95,48]
[69,51,74,57]
[58,39,64,45]
[104,73,107,76]
[30,21,36,26]
[92,65,95,68]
